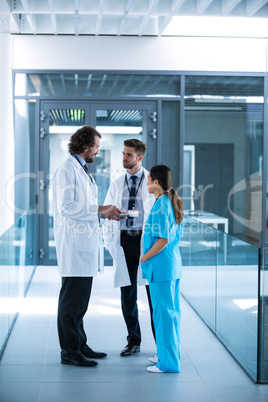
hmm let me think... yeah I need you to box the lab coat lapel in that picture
[69,155,93,185]
[117,174,125,209]
[69,155,98,202]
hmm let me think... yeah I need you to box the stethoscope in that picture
[71,153,98,201]
[72,153,94,184]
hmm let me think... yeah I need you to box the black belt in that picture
[121,230,142,237]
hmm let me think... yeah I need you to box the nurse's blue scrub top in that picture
[141,194,183,283]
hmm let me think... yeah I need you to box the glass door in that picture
[38,102,90,265]
[90,102,157,204]
[38,101,157,265]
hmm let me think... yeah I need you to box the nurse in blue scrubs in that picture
[141,165,184,373]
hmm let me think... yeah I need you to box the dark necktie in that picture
[127,175,137,228]
[84,164,94,183]
[83,164,88,173]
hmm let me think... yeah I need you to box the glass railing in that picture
[181,215,259,382]
[0,208,36,358]
[259,248,268,383]
[0,208,262,382]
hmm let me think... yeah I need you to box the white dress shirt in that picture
[120,167,145,231]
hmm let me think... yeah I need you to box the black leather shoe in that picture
[81,345,107,359]
[61,350,98,367]
[120,344,140,356]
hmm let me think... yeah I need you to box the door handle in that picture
[39,179,47,190]
[150,129,157,139]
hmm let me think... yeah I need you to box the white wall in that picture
[12,35,268,73]
[0,34,14,236]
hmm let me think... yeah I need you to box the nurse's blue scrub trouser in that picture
[149,278,181,372]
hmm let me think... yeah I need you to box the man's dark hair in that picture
[123,139,146,156]
[68,126,101,155]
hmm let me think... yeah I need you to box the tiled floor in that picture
[1,266,268,402]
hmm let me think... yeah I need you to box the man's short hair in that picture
[123,139,147,156]
[68,126,101,155]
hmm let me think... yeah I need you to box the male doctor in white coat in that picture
[103,139,155,357]
[53,126,122,367]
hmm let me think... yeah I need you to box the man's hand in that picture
[98,205,123,221]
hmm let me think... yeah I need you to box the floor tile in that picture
[194,363,250,382]
[205,381,268,401]
[39,381,214,402]
[5,329,49,351]
[0,365,44,382]
[0,382,40,402]
[0,350,46,366]
[41,362,185,383]
[186,349,237,365]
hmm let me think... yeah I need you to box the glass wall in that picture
[181,216,259,381]
[14,99,36,221]
[12,70,268,382]
[181,218,217,331]
[0,208,36,357]
[184,76,264,247]
[259,249,268,382]
[216,230,259,380]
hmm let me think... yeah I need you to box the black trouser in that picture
[120,232,155,346]
[57,276,93,351]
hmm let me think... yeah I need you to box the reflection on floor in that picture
[1,266,268,402]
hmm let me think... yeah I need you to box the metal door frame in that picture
[38,99,157,265]
[89,101,157,169]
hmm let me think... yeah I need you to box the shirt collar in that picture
[126,166,144,181]
[74,153,86,168]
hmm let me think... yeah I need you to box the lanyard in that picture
[125,171,144,209]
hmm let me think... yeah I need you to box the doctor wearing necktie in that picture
[53,126,123,367]
[103,139,155,357]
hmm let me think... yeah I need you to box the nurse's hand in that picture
[98,205,123,221]
[140,255,147,263]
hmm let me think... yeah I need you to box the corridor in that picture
[0,266,268,402]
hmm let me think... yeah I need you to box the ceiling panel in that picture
[2,0,268,36]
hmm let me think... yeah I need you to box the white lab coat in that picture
[53,155,104,277]
[103,168,155,287]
